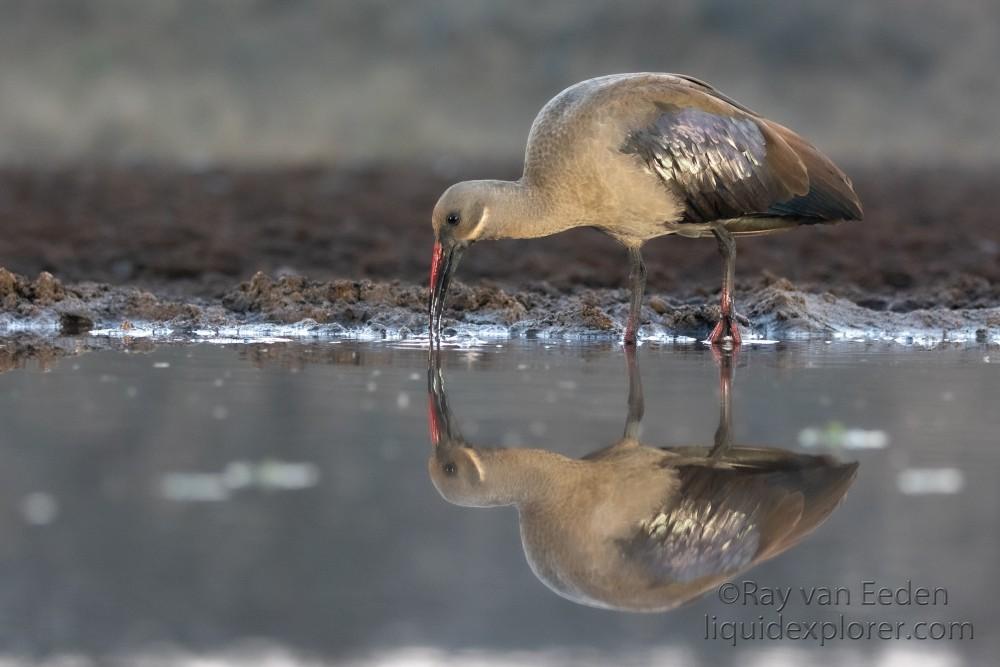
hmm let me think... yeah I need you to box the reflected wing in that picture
[617,452,857,583]
[620,83,862,225]
[618,467,804,583]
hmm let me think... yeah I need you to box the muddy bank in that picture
[0,165,998,344]
[1,165,998,305]
[1,267,997,345]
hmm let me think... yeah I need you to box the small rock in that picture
[649,296,670,314]
[579,304,615,330]
[59,312,94,335]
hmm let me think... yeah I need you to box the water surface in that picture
[0,340,995,665]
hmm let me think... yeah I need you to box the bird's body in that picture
[427,348,858,612]
[426,347,859,612]
[513,443,857,612]
[429,73,863,344]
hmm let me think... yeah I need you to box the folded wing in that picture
[621,80,862,226]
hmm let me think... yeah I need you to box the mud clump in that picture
[0,268,66,310]
[124,290,203,323]
[579,304,616,331]
[744,277,819,333]
[221,271,530,332]
[223,272,422,327]
[0,267,207,334]
[444,283,527,326]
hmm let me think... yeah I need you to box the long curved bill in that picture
[428,240,465,338]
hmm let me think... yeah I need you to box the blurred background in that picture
[2,0,998,167]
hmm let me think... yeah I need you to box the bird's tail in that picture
[764,121,864,222]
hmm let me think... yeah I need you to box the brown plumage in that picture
[429,73,862,345]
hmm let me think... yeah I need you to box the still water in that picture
[0,340,996,666]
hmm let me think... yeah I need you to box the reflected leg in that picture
[708,347,737,458]
[622,344,645,441]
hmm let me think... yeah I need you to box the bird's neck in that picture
[479,180,574,241]
[476,447,577,507]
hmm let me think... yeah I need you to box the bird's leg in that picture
[708,347,737,459]
[708,224,742,346]
[624,246,646,346]
[622,343,644,442]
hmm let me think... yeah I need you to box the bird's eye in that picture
[442,462,458,476]
[446,212,460,225]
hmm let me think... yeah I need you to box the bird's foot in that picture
[623,319,640,346]
[708,314,742,347]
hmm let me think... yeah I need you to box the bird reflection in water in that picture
[426,348,858,612]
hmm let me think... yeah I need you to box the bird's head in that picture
[426,346,505,508]
[428,444,503,507]
[431,180,496,245]
[428,180,511,335]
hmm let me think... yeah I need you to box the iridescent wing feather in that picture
[621,83,862,226]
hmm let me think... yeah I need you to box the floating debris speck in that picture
[20,492,59,525]
[161,460,321,501]
[222,462,255,490]
[256,460,321,490]
[798,423,889,450]
[161,473,230,502]
[897,468,964,495]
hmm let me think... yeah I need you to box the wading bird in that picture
[429,73,862,345]
[426,348,858,612]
